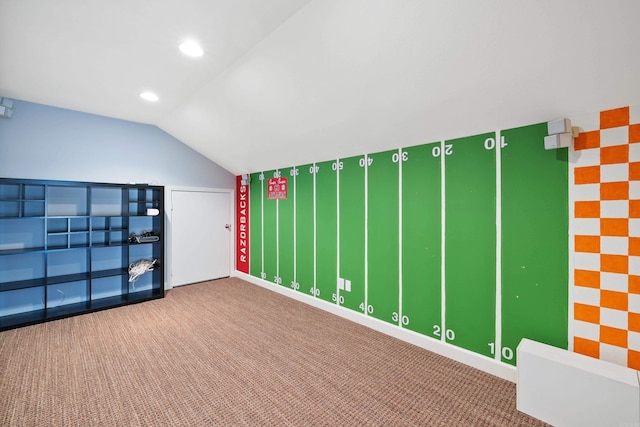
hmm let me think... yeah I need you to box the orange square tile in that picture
[630,238,640,256]
[630,124,640,144]
[630,200,640,218]
[628,350,640,369]
[601,181,629,200]
[574,269,600,288]
[601,145,629,165]
[601,254,628,274]
[574,130,600,150]
[575,303,600,323]
[630,276,640,294]
[600,218,628,236]
[629,313,640,333]
[601,106,629,129]
[575,201,600,218]
[574,166,600,184]
[600,325,627,348]
[601,290,628,310]
[575,235,600,253]
[574,337,599,359]
[630,163,640,181]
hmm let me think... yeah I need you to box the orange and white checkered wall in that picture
[572,105,640,369]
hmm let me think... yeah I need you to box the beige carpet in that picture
[0,277,548,426]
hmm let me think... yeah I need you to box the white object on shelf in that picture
[547,118,572,135]
[544,132,572,150]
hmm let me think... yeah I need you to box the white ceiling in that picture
[1,0,640,175]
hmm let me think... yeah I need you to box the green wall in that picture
[278,167,295,290]
[444,133,497,357]
[367,149,400,324]
[500,124,569,362]
[315,160,337,303]
[262,170,278,286]
[295,164,314,295]
[338,155,366,313]
[401,142,441,337]
[247,123,568,366]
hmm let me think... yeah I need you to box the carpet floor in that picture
[0,277,549,426]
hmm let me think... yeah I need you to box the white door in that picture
[171,190,231,287]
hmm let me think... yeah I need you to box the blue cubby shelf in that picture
[0,178,165,331]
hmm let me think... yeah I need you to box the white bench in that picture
[517,338,640,427]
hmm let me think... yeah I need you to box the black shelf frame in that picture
[0,178,164,331]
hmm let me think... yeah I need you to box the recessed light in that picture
[140,91,159,102]
[179,41,204,57]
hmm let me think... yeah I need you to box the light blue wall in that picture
[0,100,235,188]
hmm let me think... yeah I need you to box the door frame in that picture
[166,186,234,290]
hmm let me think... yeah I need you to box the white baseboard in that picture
[233,270,516,382]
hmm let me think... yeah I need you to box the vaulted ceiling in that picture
[1,0,639,175]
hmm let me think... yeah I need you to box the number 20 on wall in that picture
[433,325,455,341]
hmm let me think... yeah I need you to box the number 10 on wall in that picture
[488,343,514,360]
